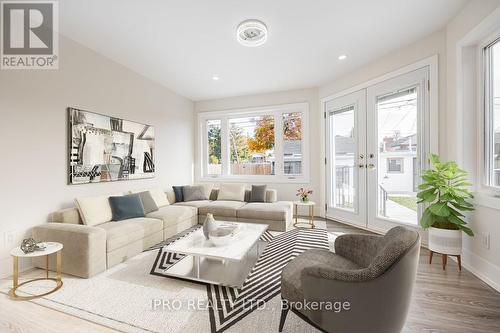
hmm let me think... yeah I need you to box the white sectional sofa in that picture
[32,186,292,278]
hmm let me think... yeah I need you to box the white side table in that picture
[9,242,63,300]
[293,201,316,229]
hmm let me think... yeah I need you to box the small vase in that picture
[203,213,218,240]
[300,196,309,203]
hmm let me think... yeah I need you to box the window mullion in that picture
[275,110,284,177]
[223,117,230,176]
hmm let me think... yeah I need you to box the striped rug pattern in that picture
[150,227,329,333]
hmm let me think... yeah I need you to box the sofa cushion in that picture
[146,205,197,227]
[183,185,208,201]
[147,188,169,207]
[199,200,246,218]
[136,191,159,214]
[249,185,267,203]
[281,248,361,303]
[130,188,169,208]
[237,202,292,221]
[75,193,122,226]
[109,194,146,221]
[174,200,211,208]
[97,217,162,252]
[217,183,246,201]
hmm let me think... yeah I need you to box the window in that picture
[283,112,303,175]
[387,158,404,173]
[484,38,500,187]
[199,103,308,182]
[229,115,275,175]
[207,120,222,175]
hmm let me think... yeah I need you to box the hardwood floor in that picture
[0,219,499,333]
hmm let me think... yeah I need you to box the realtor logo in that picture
[1,1,58,69]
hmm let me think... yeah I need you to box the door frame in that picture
[320,55,438,236]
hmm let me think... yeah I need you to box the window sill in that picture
[199,175,310,184]
[473,191,500,211]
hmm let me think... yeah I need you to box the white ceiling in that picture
[60,0,467,101]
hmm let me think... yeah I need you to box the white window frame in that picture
[481,33,500,190]
[198,102,309,183]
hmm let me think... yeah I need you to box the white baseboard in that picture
[461,248,500,293]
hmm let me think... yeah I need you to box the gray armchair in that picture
[280,226,420,333]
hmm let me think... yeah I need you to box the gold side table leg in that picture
[310,205,315,228]
[46,255,49,278]
[294,204,298,227]
[56,251,62,283]
[13,256,18,289]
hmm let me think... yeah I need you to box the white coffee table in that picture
[9,242,63,300]
[162,222,268,287]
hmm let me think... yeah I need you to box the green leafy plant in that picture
[417,154,474,236]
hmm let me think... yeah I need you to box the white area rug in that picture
[1,222,334,333]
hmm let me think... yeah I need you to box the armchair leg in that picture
[279,307,289,332]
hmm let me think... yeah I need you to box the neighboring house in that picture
[283,140,302,174]
[379,134,417,194]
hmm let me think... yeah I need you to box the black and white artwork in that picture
[68,107,155,185]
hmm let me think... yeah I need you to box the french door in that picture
[326,67,429,233]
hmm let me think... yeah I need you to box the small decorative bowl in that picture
[209,227,234,246]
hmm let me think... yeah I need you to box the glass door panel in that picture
[367,67,429,232]
[325,90,366,228]
[333,106,356,211]
[376,87,418,225]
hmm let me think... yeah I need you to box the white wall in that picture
[446,0,500,291]
[0,36,195,277]
[194,88,321,216]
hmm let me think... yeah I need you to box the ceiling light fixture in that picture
[212,75,220,81]
[338,54,347,60]
[236,19,268,47]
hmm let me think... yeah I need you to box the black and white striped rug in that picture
[150,227,329,333]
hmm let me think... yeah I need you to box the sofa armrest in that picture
[50,207,82,224]
[32,223,107,278]
[334,234,383,267]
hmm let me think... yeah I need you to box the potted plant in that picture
[417,154,474,256]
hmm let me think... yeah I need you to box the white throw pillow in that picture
[148,188,170,207]
[217,183,246,201]
[75,193,122,226]
[196,183,214,199]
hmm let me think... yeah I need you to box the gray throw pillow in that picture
[250,185,267,202]
[183,185,208,202]
[109,194,145,221]
[137,191,159,214]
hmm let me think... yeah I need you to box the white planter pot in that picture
[428,227,462,255]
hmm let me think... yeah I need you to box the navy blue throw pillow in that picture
[109,194,145,221]
[172,186,185,202]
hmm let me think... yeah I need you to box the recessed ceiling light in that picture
[338,54,347,60]
[236,19,268,47]
[212,75,220,81]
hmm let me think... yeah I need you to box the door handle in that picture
[367,163,376,170]
[358,163,365,168]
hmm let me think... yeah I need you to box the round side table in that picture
[9,242,63,300]
[293,201,316,229]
